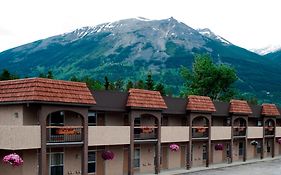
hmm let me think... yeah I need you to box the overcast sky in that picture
[1,0,280,52]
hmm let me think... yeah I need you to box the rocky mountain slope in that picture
[0,17,280,103]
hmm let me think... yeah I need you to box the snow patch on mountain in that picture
[197,28,231,45]
[250,45,281,55]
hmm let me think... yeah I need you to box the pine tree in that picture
[126,81,134,91]
[155,83,166,95]
[104,76,110,90]
[145,71,154,90]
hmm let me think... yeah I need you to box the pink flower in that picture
[3,153,23,167]
[169,144,180,152]
[102,151,114,160]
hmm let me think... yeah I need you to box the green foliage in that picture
[114,79,124,91]
[145,71,154,90]
[69,76,103,90]
[39,70,54,79]
[134,80,145,89]
[180,54,238,101]
[155,83,166,96]
[236,93,259,105]
[104,76,110,90]
[126,81,134,91]
[0,69,19,80]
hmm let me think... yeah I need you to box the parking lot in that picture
[186,159,281,175]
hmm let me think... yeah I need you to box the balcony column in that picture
[206,117,211,167]
[155,116,161,174]
[39,108,47,175]
[243,119,248,162]
[128,112,135,175]
[230,116,234,163]
[186,115,192,169]
[82,114,88,175]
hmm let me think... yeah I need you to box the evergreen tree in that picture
[114,79,124,91]
[0,69,11,80]
[126,81,134,91]
[70,75,79,82]
[47,70,54,79]
[104,76,110,90]
[155,83,166,95]
[145,71,154,90]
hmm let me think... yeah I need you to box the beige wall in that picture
[64,147,82,175]
[140,144,155,174]
[211,127,231,140]
[0,126,40,149]
[167,145,181,169]
[88,126,130,146]
[211,141,228,164]
[232,141,243,161]
[105,146,124,175]
[168,116,182,126]
[276,127,281,137]
[246,140,261,160]
[161,127,189,143]
[22,149,39,175]
[248,127,263,138]
[105,113,124,126]
[64,111,82,126]
[23,105,39,125]
[0,105,23,125]
[212,118,224,126]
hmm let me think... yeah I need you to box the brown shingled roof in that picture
[229,100,252,114]
[261,104,280,116]
[0,78,96,105]
[126,89,167,109]
[186,95,216,112]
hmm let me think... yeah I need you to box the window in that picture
[202,144,207,160]
[257,142,261,154]
[134,148,140,168]
[239,142,243,156]
[88,151,96,173]
[257,120,262,126]
[226,143,230,157]
[88,112,97,126]
[134,117,141,126]
[49,153,63,175]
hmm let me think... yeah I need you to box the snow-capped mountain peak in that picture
[197,28,231,45]
[250,45,281,55]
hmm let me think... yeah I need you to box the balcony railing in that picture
[233,126,246,137]
[264,126,275,136]
[47,126,83,143]
[134,126,157,140]
[192,126,208,138]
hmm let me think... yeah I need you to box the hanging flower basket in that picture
[238,127,245,132]
[101,151,114,160]
[277,138,281,144]
[169,144,180,152]
[3,153,23,166]
[268,127,273,131]
[250,140,258,146]
[197,128,206,133]
[215,144,224,151]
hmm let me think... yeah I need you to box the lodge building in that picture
[0,78,281,175]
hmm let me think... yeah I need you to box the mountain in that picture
[265,49,281,60]
[251,45,281,55]
[0,17,280,103]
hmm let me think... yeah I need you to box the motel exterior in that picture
[1,78,281,175]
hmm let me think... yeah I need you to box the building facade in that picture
[0,78,281,175]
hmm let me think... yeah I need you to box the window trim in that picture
[88,150,96,174]
[48,151,64,175]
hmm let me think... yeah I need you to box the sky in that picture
[1,0,281,52]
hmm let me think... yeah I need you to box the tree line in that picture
[0,54,258,104]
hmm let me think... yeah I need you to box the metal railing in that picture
[233,126,246,137]
[192,127,208,138]
[47,126,83,143]
[134,126,157,140]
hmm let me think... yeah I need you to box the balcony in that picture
[134,126,158,141]
[161,126,189,142]
[233,126,246,137]
[211,127,231,140]
[47,126,83,144]
[88,126,130,146]
[248,127,263,138]
[264,126,275,136]
[0,126,40,149]
[276,127,281,137]
[192,126,208,139]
